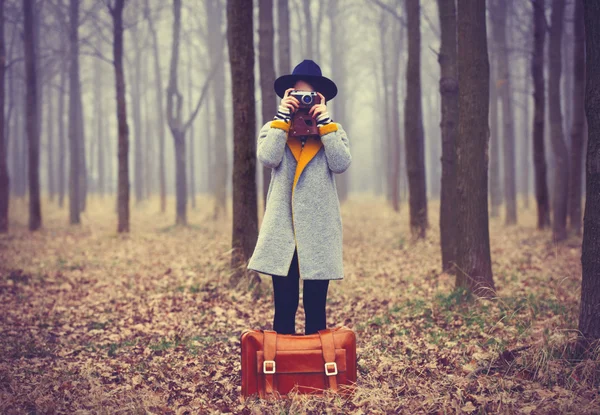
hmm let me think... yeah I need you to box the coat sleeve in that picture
[256,120,290,169]
[319,122,352,174]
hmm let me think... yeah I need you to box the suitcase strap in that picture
[318,329,339,392]
[260,329,339,398]
[263,329,277,396]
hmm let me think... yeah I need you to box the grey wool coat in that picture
[247,119,352,280]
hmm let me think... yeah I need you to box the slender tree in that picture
[130,24,145,204]
[455,0,495,297]
[532,0,550,229]
[0,0,7,233]
[57,61,66,208]
[167,0,219,225]
[227,0,259,288]
[108,0,129,232]
[68,0,81,224]
[329,0,350,202]
[143,0,166,213]
[205,0,228,220]
[404,0,428,238]
[489,46,502,218]
[24,0,41,231]
[548,0,569,242]
[258,0,277,210]
[578,0,600,347]
[436,0,458,272]
[490,0,517,225]
[568,0,585,236]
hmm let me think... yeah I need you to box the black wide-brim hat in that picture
[274,59,338,102]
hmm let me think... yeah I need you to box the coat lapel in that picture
[287,136,323,193]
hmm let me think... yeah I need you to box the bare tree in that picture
[568,0,585,236]
[206,0,227,220]
[68,0,81,224]
[548,0,569,242]
[328,0,350,203]
[24,0,41,231]
[277,0,290,76]
[57,61,66,208]
[258,0,277,210]
[108,0,129,233]
[490,0,517,225]
[455,0,495,297]
[143,0,166,213]
[578,0,600,348]
[227,0,259,288]
[404,0,428,238]
[532,0,550,229]
[167,0,219,225]
[436,0,458,272]
[129,23,145,204]
[0,0,7,233]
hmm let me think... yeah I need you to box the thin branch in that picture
[182,51,223,132]
[367,0,406,26]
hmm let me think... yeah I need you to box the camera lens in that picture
[302,95,313,105]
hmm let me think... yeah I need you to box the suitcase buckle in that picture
[263,360,276,374]
[324,362,338,376]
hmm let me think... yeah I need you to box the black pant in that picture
[271,247,330,335]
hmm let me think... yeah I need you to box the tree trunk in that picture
[259,0,277,211]
[521,91,530,209]
[532,0,551,229]
[130,26,144,204]
[302,0,313,58]
[378,13,392,204]
[144,0,166,213]
[548,0,569,242]
[96,53,105,196]
[16,78,26,198]
[0,0,7,233]
[391,21,401,212]
[47,79,55,201]
[490,0,517,225]
[404,0,428,238]
[436,0,458,273]
[568,0,585,236]
[206,0,227,220]
[111,0,129,233]
[24,0,41,231]
[173,131,187,224]
[68,0,81,224]
[227,0,259,288]
[489,47,501,218]
[327,0,350,203]
[578,0,600,347]
[455,0,495,297]
[58,63,66,208]
[186,43,196,209]
[277,0,290,75]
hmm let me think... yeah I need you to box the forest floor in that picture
[0,194,598,414]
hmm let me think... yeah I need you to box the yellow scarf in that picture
[286,135,323,193]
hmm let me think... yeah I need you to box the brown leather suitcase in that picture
[240,326,357,399]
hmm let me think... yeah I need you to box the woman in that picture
[247,59,352,335]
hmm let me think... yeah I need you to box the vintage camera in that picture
[289,90,322,138]
[290,90,320,109]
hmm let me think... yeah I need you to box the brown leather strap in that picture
[318,329,339,392]
[263,330,277,396]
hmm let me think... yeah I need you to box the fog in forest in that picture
[4,0,573,214]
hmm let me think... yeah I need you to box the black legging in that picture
[271,247,330,335]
